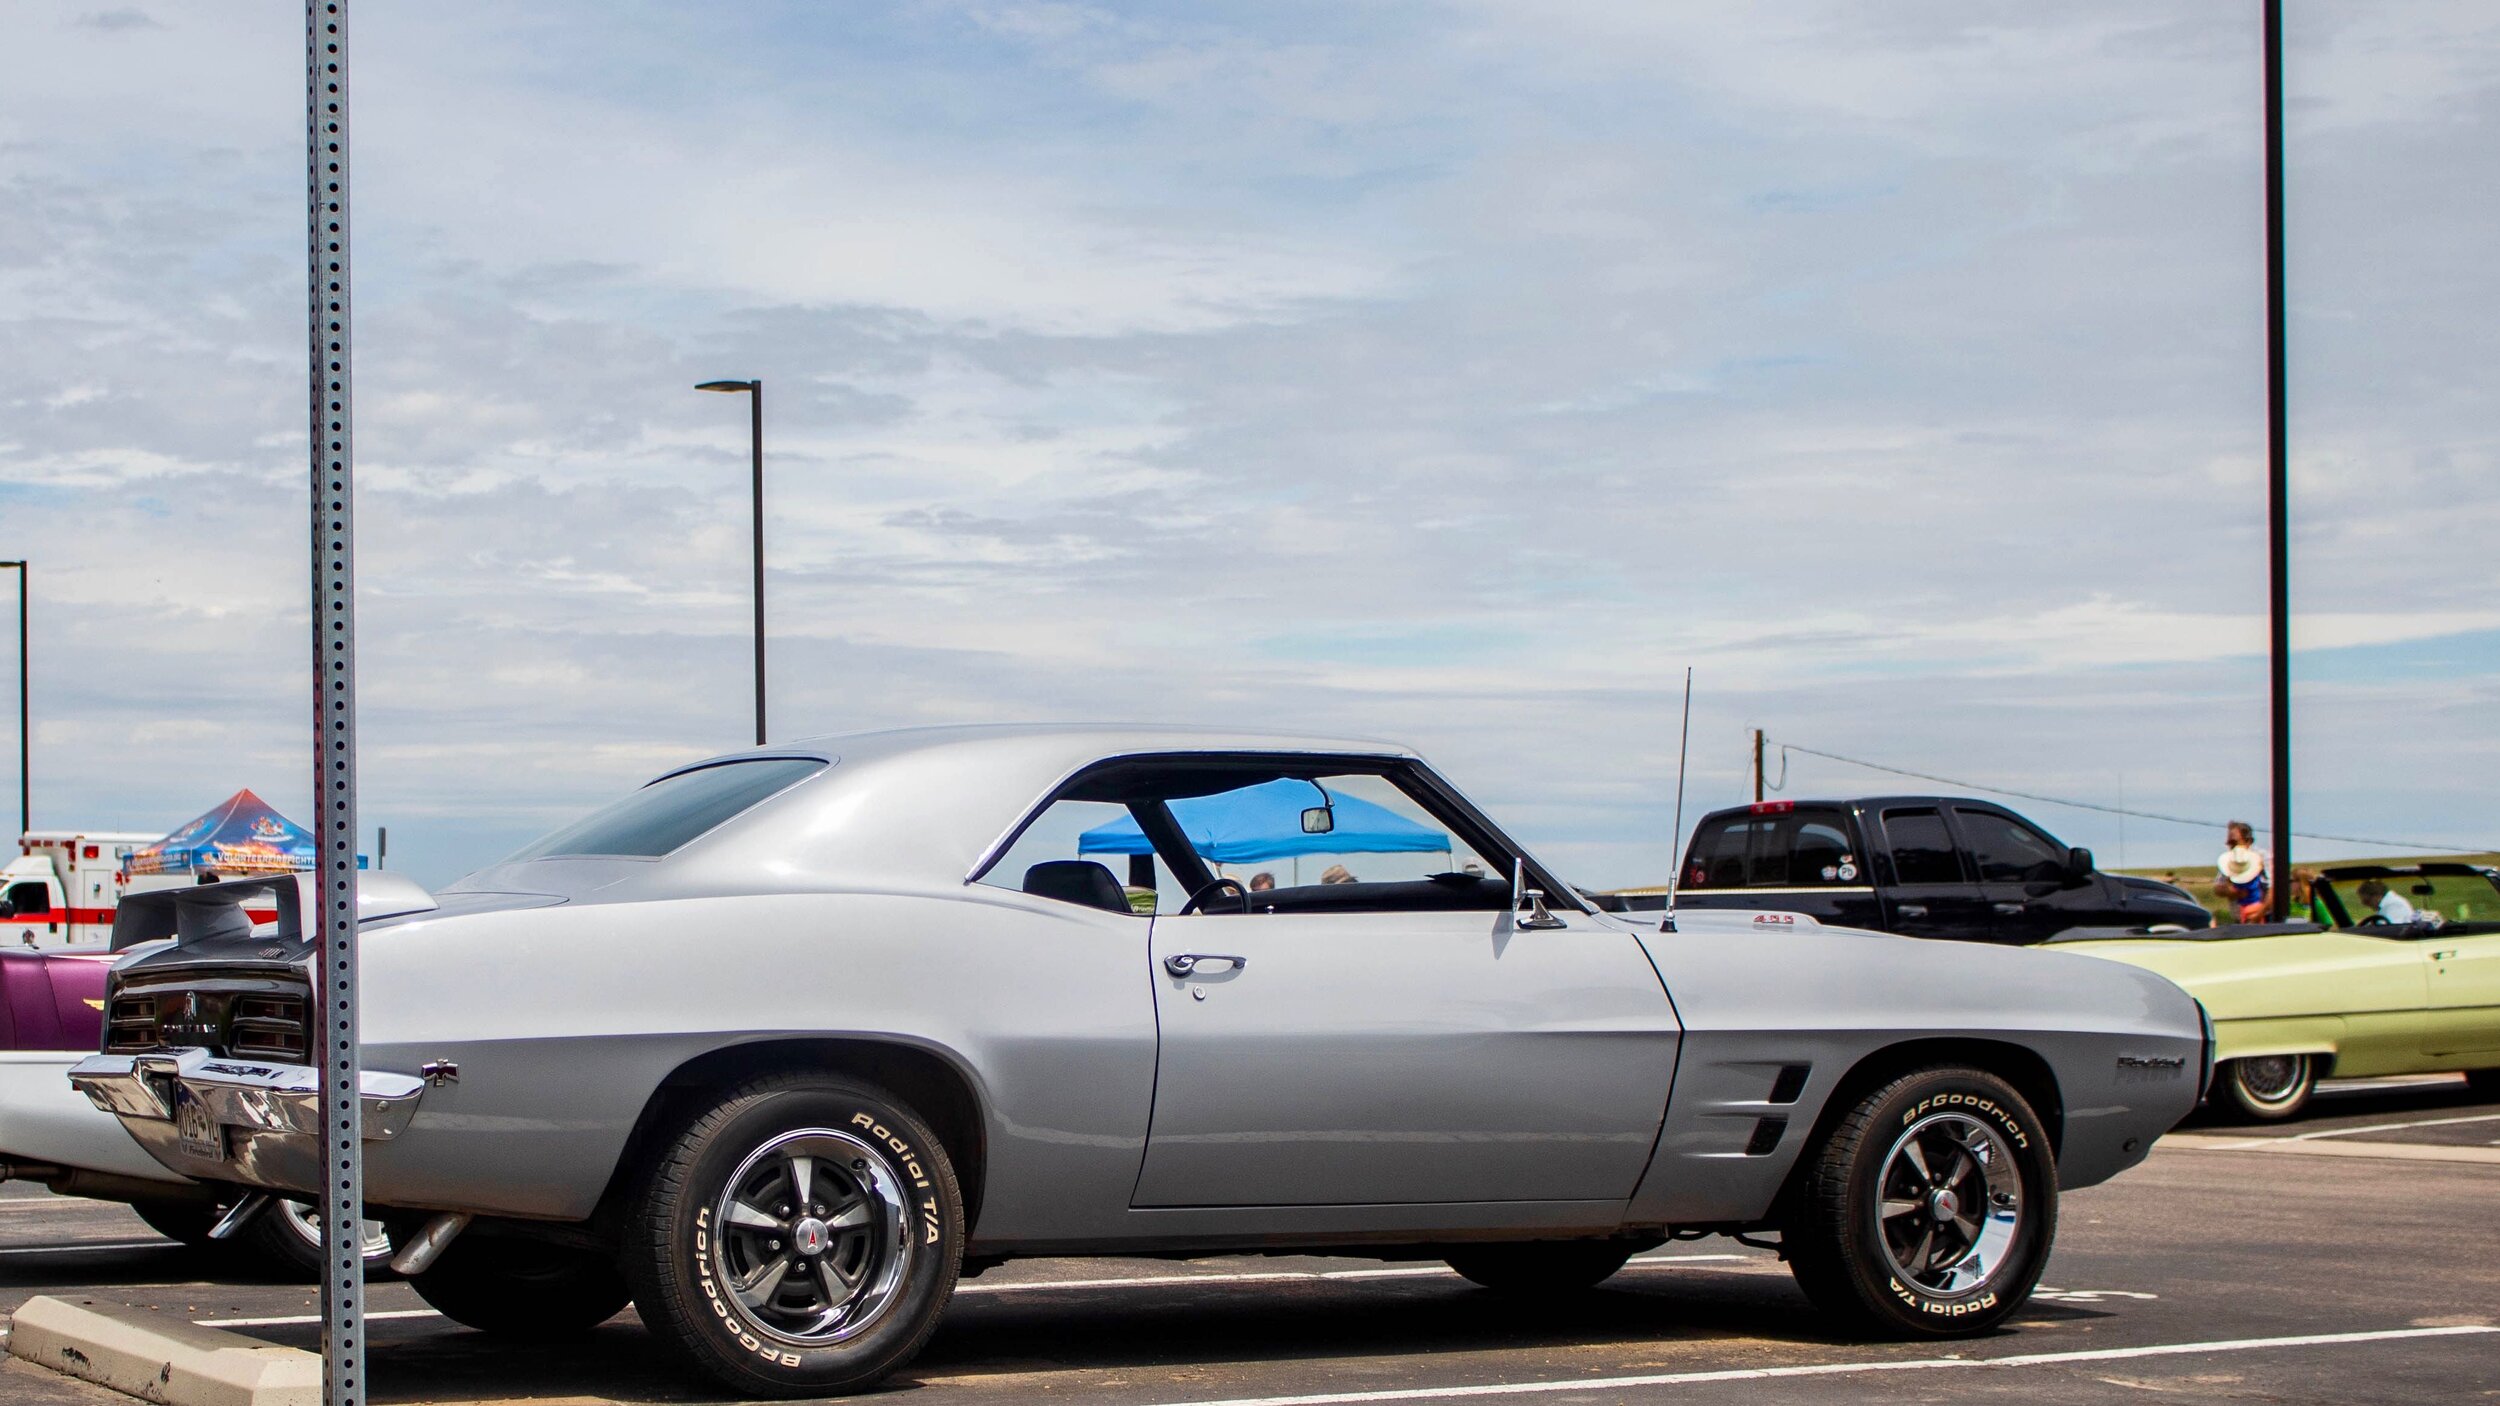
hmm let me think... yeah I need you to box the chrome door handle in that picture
[2429,949,2458,960]
[1165,953,1247,977]
[1992,902,2026,915]
[1897,904,1928,918]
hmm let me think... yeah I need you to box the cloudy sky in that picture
[4,2,2496,889]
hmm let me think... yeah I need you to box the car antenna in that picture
[1662,667,1693,933]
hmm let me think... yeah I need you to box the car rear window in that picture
[505,758,826,861]
[1684,808,1860,888]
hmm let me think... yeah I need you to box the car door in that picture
[1135,902,1680,1208]
[2423,930,2500,1056]
[1949,805,2091,944]
[1871,806,1993,940]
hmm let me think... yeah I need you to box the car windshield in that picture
[2317,870,2500,928]
[505,758,826,861]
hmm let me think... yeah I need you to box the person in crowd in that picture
[1319,864,1356,885]
[1248,872,1275,892]
[2354,878,2417,924]
[2215,822,2269,923]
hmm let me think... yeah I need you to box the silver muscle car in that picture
[71,725,2209,1397]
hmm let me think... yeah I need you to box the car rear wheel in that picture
[624,1073,964,1398]
[1784,1066,2056,1337]
[1445,1241,1636,1294]
[2219,1054,2314,1121]
[248,1200,395,1279]
[407,1235,633,1339]
[131,1198,220,1248]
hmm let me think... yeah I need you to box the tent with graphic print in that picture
[125,789,318,877]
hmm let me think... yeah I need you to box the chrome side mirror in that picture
[1511,858,1566,930]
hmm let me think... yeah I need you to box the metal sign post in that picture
[306,2,366,1402]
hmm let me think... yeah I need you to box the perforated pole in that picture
[307,2,366,1402]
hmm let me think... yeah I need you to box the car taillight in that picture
[1748,800,1794,815]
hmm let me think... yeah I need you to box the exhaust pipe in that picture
[387,1212,472,1276]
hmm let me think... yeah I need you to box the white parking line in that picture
[1130,1325,2500,1406]
[198,1308,439,1328]
[2279,1111,2500,1142]
[0,1240,165,1256]
[195,1254,1757,1329]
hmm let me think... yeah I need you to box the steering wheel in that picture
[1179,878,1251,916]
[2357,914,2391,927]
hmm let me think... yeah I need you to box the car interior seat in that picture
[1022,859,1134,914]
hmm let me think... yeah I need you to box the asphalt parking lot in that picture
[2,1075,2494,1406]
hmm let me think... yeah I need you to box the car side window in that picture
[977,799,1175,915]
[1883,808,1964,886]
[3,882,49,918]
[1954,809,2068,884]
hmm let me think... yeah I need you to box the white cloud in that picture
[3,1,2497,886]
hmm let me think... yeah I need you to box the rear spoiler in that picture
[109,872,439,952]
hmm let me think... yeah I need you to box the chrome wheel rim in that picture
[1876,1112,2023,1298]
[276,1200,392,1261]
[2235,1055,2307,1106]
[709,1128,912,1348]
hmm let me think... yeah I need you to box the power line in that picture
[1773,741,2495,856]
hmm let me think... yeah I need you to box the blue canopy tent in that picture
[126,789,318,877]
[1076,778,1450,867]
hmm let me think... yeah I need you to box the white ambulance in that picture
[2,831,165,950]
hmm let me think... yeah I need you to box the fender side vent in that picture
[1745,1117,1787,1156]
[1767,1064,1811,1104]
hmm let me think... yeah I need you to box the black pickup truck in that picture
[1610,796,2210,943]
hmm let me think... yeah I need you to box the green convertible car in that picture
[2052,863,2500,1120]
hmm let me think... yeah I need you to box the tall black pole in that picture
[750,380,766,747]
[5,561,23,837]
[307,2,367,1401]
[2264,0,2292,919]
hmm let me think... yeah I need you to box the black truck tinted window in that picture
[1685,807,1860,888]
[1955,808,2070,883]
[1883,807,1963,885]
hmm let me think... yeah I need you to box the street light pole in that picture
[696,379,766,746]
[2263,0,2293,918]
[3,560,23,838]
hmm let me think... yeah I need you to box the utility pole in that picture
[1752,729,1766,805]
[3,560,23,837]
[305,3,368,1401]
[2264,0,2293,918]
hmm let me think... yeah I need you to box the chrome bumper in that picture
[67,1049,426,1191]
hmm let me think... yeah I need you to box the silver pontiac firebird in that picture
[72,725,2209,1397]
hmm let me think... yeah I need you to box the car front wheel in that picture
[2220,1054,2314,1121]
[1784,1066,2057,1337]
[625,1073,964,1398]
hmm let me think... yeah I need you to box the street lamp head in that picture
[695,379,757,394]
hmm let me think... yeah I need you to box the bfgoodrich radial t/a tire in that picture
[626,1073,964,1398]
[1784,1066,2057,1337]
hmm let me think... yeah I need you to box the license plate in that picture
[174,1086,223,1161]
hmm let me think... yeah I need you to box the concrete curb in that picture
[6,1295,321,1406]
